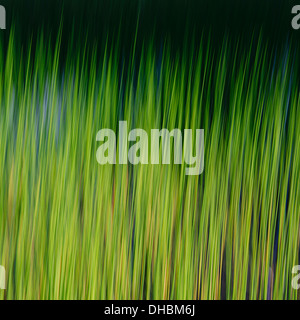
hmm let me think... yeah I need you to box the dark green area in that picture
[0,0,299,56]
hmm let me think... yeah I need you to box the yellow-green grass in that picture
[0,31,299,299]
